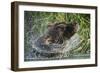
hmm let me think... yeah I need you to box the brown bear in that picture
[33,21,79,58]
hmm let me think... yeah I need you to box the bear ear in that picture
[47,23,54,29]
[70,21,79,31]
[56,22,67,30]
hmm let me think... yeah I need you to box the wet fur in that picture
[31,22,79,59]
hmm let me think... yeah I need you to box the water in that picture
[24,31,90,61]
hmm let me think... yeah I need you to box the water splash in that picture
[24,30,82,61]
